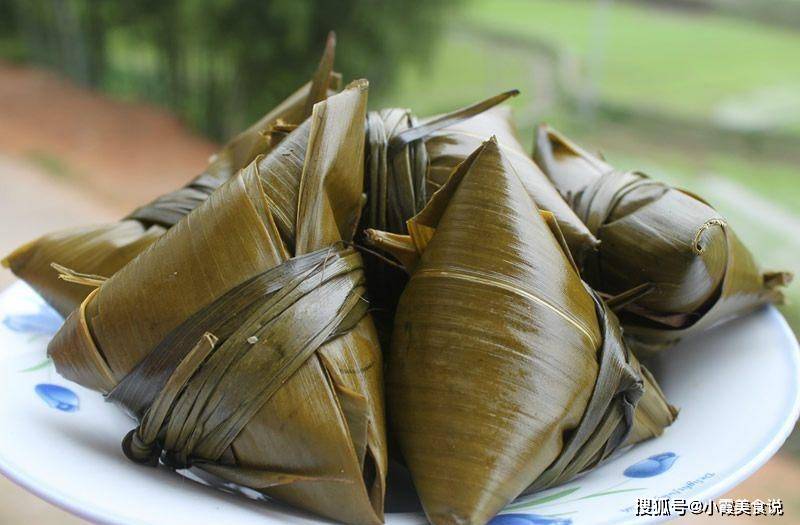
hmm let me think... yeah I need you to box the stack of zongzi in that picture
[533,125,792,350]
[3,33,340,317]
[47,81,387,525]
[366,138,676,525]
[15,30,795,524]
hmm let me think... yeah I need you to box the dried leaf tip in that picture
[50,262,107,288]
[764,270,793,289]
[317,30,336,77]
[303,30,338,118]
[363,229,417,272]
[325,30,336,51]
[345,78,369,92]
[535,123,612,175]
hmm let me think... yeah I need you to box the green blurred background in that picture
[0,0,798,522]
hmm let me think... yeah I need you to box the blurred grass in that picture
[375,34,534,117]
[25,151,80,180]
[462,0,800,133]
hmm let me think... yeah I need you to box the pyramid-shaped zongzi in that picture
[48,81,386,525]
[368,138,675,524]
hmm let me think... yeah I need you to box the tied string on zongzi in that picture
[364,95,600,272]
[364,90,519,234]
[108,245,367,479]
[567,170,667,237]
[534,124,792,350]
[562,169,737,263]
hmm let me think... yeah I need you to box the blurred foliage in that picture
[1,0,454,139]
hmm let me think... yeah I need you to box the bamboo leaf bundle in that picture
[47,80,387,525]
[364,94,598,264]
[533,125,792,351]
[2,33,340,317]
[366,138,676,525]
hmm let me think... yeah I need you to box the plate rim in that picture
[663,306,800,511]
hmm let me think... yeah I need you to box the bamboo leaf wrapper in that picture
[367,138,675,525]
[47,81,386,525]
[533,124,792,351]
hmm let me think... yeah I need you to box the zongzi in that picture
[361,94,600,346]
[3,32,341,317]
[364,94,598,264]
[48,80,387,525]
[533,124,792,351]
[366,138,676,525]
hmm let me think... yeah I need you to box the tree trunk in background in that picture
[84,0,106,88]
[51,0,89,85]
[2,0,453,141]
[157,1,183,112]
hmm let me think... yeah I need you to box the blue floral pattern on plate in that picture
[35,383,79,412]
[491,452,679,522]
[623,452,677,478]
[3,302,63,336]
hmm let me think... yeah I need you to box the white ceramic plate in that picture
[0,281,798,525]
